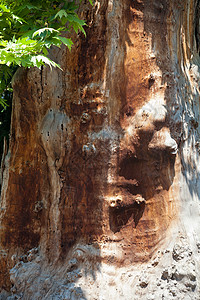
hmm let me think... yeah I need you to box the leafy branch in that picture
[0,0,92,108]
[0,0,92,159]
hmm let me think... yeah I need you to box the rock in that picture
[161,269,170,281]
[172,243,192,261]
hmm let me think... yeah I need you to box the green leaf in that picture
[67,14,86,26]
[57,36,73,50]
[12,14,25,24]
[53,9,68,20]
[0,97,8,109]
[32,27,59,38]
[42,46,48,56]
[0,4,10,13]
[33,54,62,70]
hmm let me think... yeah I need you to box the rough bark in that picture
[0,0,200,299]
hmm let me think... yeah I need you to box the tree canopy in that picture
[0,0,91,107]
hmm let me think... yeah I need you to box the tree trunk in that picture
[0,0,200,298]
